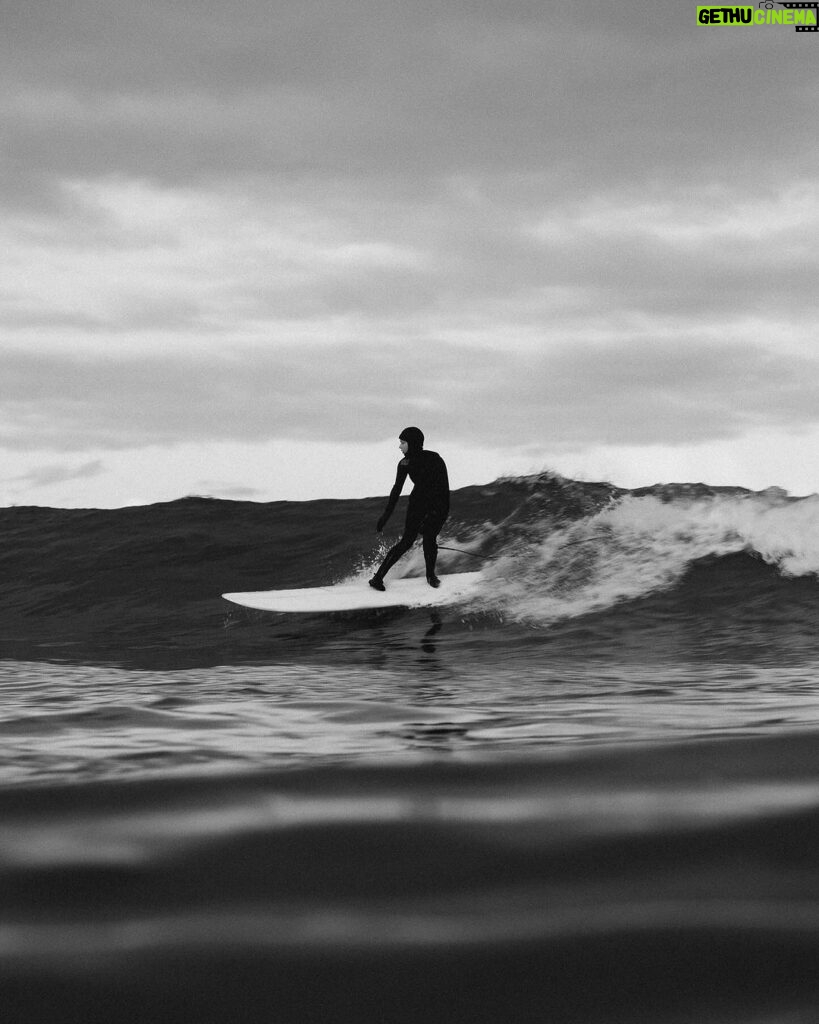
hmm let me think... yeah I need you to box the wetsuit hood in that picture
[399,426,424,454]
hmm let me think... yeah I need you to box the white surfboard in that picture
[222,571,483,612]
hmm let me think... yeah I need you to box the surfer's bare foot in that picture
[368,577,386,591]
[426,574,441,588]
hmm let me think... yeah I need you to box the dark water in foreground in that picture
[2,473,819,1022]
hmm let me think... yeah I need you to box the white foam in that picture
[473,492,819,624]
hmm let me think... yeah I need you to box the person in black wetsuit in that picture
[369,427,450,591]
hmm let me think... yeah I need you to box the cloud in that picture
[0,341,816,457]
[3,2,817,350]
[1,0,817,208]
[10,459,105,489]
[3,0,819,508]
[3,173,817,358]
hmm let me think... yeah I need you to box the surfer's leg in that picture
[422,512,447,587]
[369,515,422,589]
[369,542,405,589]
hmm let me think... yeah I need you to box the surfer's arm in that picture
[376,463,409,531]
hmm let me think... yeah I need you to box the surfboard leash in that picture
[437,544,485,560]
[437,533,610,561]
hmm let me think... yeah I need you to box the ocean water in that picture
[2,473,819,1023]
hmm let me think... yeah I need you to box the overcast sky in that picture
[3,0,818,507]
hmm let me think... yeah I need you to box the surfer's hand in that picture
[376,516,387,532]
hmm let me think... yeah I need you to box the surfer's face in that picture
[399,439,409,455]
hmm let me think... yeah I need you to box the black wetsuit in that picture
[374,448,450,582]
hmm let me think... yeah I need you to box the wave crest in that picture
[457,488,819,624]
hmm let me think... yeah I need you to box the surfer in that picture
[369,427,450,591]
